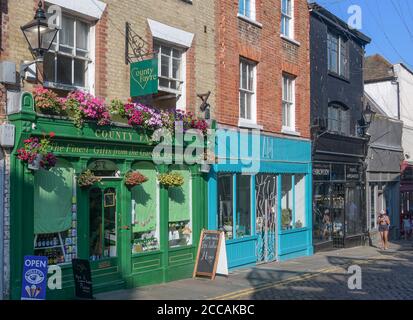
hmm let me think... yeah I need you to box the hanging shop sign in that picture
[130,58,158,97]
[72,259,94,300]
[21,256,48,300]
[193,230,226,280]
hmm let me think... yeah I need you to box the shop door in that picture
[88,182,122,263]
[255,174,278,263]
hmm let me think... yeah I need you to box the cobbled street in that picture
[97,241,413,300]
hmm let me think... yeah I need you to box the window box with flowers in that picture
[17,132,58,171]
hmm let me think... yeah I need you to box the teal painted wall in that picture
[208,130,313,268]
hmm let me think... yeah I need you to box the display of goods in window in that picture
[158,172,184,187]
[78,170,102,188]
[124,171,148,189]
[17,133,57,170]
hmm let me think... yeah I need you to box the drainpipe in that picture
[392,77,401,120]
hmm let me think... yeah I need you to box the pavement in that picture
[96,240,413,300]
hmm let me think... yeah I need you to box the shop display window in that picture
[346,185,363,236]
[294,174,306,228]
[168,165,192,248]
[331,184,345,238]
[281,174,293,230]
[313,183,331,242]
[33,160,77,265]
[131,162,160,254]
[236,174,252,238]
[218,174,234,240]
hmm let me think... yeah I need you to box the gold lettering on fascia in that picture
[95,130,139,142]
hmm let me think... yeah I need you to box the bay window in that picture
[44,14,92,89]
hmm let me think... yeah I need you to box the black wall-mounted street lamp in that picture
[357,103,376,137]
[20,1,59,77]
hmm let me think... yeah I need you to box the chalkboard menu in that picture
[72,259,94,300]
[193,230,223,279]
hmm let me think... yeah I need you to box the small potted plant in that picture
[157,172,184,188]
[124,171,148,189]
[78,170,101,188]
[17,132,57,171]
[281,209,292,230]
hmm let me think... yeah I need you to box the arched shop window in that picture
[34,159,77,265]
[88,159,119,177]
[168,165,192,248]
[131,162,159,254]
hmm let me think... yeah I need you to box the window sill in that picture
[328,71,350,83]
[44,81,88,92]
[281,127,301,136]
[237,14,263,29]
[238,119,263,130]
[280,35,301,47]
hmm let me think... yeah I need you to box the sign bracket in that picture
[125,22,155,65]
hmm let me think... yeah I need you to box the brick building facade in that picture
[215,0,310,137]
[208,0,313,268]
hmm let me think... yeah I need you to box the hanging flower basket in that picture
[78,170,101,188]
[158,172,184,188]
[17,133,57,171]
[124,171,148,189]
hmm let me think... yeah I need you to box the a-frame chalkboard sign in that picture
[193,230,223,280]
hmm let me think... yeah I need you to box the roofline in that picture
[397,63,413,77]
[364,76,396,84]
[308,2,371,45]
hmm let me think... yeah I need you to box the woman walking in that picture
[377,210,390,250]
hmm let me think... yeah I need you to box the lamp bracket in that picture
[19,58,42,79]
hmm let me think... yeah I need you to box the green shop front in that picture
[9,93,207,300]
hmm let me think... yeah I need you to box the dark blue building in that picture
[309,3,371,251]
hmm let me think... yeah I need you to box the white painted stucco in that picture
[365,81,398,119]
[366,63,413,164]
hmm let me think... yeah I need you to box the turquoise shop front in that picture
[208,129,313,268]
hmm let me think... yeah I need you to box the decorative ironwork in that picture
[125,22,154,64]
[255,174,278,263]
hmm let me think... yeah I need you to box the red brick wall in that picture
[95,8,108,98]
[216,0,310,139]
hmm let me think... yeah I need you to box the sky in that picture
[312,0,413,69]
